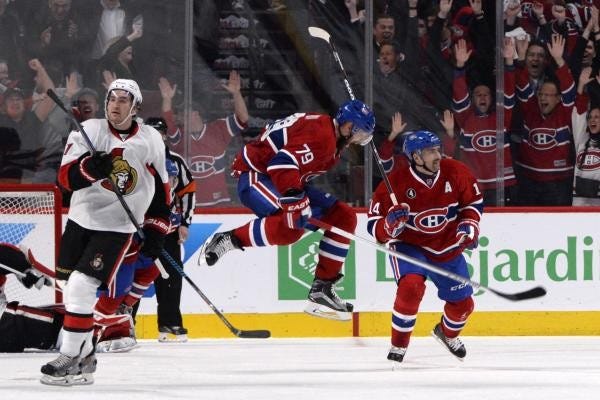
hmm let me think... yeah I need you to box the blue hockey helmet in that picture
[402,130,442,159]
[335,100,376,146]
[166,158,179,177]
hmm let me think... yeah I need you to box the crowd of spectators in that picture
[2,0,600,207]
[325,0,600,206]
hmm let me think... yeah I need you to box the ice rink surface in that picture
[1,336,599,400]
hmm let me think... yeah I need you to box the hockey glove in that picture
[80,151,113,181]
[19,269,52,290]
[384,203,410,238]
[279,190,311,229]
[140,218,169,260]
[456,220,479,250]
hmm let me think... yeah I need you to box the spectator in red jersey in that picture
[450,38,519,206]
[158,70,248,207]
[571,66,600,205]
[515,33,576,206]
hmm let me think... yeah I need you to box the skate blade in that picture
[389,360,403,371]
[96,339,138,353]
[40,374,74,386]
[431,331,465,362]
[40,373,93,386]
[303,302,351,321]
[158,334,188,343]
[196,235,214,266]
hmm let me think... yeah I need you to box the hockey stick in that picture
[159,250,271,339]
[46,90,270,337]
[308,26,398,205]
[308,218,546,301]
[0,262,26,277]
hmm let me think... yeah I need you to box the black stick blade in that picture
[491,286,547,301]
[234,329,271,339]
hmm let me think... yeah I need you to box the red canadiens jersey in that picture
[165,112,245,206]
[231,113,339,192]
[452,67,517,190]
[367,158,484,262]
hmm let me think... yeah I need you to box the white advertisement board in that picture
[137,211,600,314]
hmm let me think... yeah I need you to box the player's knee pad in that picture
[395,274,426,308]
[321,201,357,233]
[444,296,475,321]
[65,271,102,314]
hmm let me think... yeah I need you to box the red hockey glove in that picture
[456,220,479,250]
[279,190,311,229]
[384,203,410,238]
[80,151,113,181]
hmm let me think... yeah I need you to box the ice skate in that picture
[304,274,353,321]
[74,353,97,385]
[41,348,97,386]
[387,346,407,369]
[96,336,138,353]
[432,322,466,360]
[158,326,188,342]
[199,231,243,266]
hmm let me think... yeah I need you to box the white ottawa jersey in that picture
[60,119,168,233]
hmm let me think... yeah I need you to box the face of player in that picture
[537,82,560,116]
[107,89,134,128]
[588,108,600,135]
[413,146,442,175]
[472,85,492,114]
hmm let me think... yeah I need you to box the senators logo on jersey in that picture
[101,155,138,195]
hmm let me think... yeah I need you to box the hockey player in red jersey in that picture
[367,130,483,364]
[201,100,375,321]
[41,79,171,386]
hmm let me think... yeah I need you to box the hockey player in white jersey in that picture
[40,79,171,386]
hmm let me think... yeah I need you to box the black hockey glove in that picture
[81,151,113,181]
[140,218,169,260]
[19,269,52,289]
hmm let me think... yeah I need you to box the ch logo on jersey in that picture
[413,207,449,234]
[577,149,600,171]
[470,130,497,153]
[101,153,138,195]
[528,128,558,150]
[190,155,218,179]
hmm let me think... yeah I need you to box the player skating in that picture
[367,130,483,364]
[200,100,375,321]
[40,79,170,386]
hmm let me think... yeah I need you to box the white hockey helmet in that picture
[106,79,143,106]
[105,79,143,126]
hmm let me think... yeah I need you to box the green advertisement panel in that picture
[278,231,356,300]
